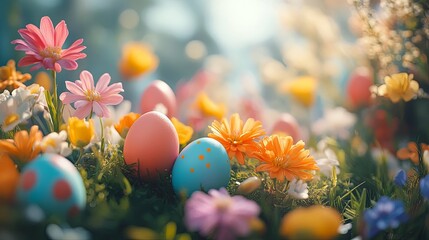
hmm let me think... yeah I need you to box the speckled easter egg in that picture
[124,111,179,180]
[172,138,230,197]
[271,114,301,141]
[140,80,177,118]
[16,154,86,218]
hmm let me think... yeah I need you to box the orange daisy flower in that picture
[208,113,265,164]
[0,125,43,163]
[252,135,318,182]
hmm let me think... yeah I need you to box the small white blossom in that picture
[312,139,340,178]
[40,131,72,157]
[287,178,309,200]
[0,87,38,132]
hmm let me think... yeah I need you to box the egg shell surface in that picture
[140,80,177,118]
[172,137,230,197]
[124,111,179,180]
[16,154,86,218]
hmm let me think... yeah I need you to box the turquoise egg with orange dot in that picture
[172,137,231,197]
[16,153,86,218]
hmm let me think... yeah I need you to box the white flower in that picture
[287,178,309,200]
[40,131,72,157]
[312,107,356,139]
[46,224,90,240]
[312,138,340,178]
[0,87,38,132]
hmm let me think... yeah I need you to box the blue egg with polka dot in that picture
[172,137,231,197]
[16,154,86,218]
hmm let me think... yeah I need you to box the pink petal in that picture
[74,102,93,119]
[100,94,123,105]
[61,53,87,60]
[62,39,86,56]
[17,55,40,67]
[59,92,86,104]
[12,39,34,52]
[93,101,110,118]
[95,73,111,92]
[100,82,124,96]
[17,29,43,52]
[65,81,85,95]
[57,59,78,70]
[54,20,68,47]
[40,16,55,46]
[26,24,47,48]
[29,63,43,71]
[74,100,90,109]
[42,58,55,70]
[79,70,94,91]
[54,62,62,72]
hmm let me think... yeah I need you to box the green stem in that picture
[52,70,58,112]
[75,147,85,165]
[99,117,105,154]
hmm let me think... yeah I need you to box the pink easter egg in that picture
[140,80,177,118]
[346,67,373,108]
[123,111,179,180]
[271,114,301,141]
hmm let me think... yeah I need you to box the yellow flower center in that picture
[85,90,101,101]
[45,138,57,148]
[40,46,62,60]
[274,155,290,168]
[3,113,19,127]
[214,197,232,212]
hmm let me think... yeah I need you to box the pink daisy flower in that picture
[11,16,86,72]
[60,70,124,119]
[185,188,260,240]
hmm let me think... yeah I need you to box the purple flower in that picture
[185,188,260,240]
[363,196,408,239]
[420,175,429,200]
[393,169,407,187]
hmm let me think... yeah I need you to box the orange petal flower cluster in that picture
[0,60,32,92]
[252,135,318,182]
[0,125,42,163]
[208,113,265,164]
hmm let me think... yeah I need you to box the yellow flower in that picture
[119,42,158,80]
[281,76,316,107]
[67,117,95,148]
[195,92,226,119]
[0,60,32,92]
[171,117,193,145]
[0,125,43,163]
[280,205,342,240]
[114,112,141,138]
[378,73,419,103]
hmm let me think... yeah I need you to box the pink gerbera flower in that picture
[185,188,260,240]
[60,70,124,119]
[11,16,86,72]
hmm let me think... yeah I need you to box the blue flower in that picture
[393,169,407,187]
[420,175,429,200]
[363,196,408,239]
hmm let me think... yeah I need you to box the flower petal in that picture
[54,20,69,47]
[80,70,94,91]
[95,73,111,92]
[39,16,55,46]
